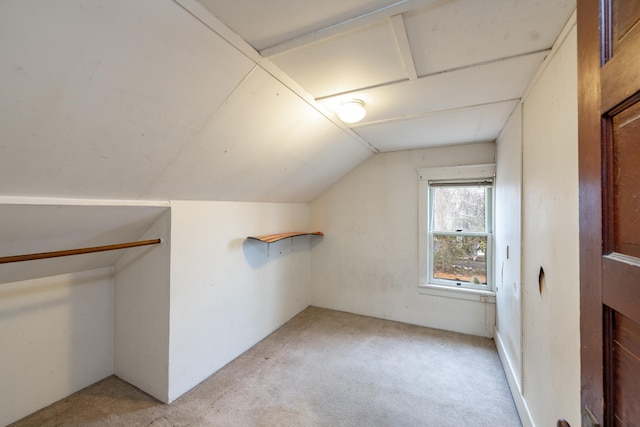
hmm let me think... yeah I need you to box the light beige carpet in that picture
[11,307,521,426]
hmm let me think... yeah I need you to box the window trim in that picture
[417,164,496,298]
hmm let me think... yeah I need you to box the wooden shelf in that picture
[247,231,324,243]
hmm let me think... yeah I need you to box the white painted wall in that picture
[114,209,172,402]
[168,201,312,401]
[520,15,580,427]
[0,267,114,426]
[310,142,496,337]
[494,104,523,394]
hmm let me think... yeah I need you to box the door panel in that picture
[612,103,640,259]
[601,8,640,112]
[611,312,640,425]
[579,0,640,425]
[611,0,640,53]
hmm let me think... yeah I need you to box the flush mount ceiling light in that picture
[337,99,366,124]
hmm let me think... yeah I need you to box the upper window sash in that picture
[428,182,493,233]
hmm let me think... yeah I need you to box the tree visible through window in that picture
[429,183,492,289]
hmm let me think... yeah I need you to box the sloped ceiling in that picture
[0,0,373,204]
[198,0,575,151]
[0,203,168,284]
[0,0,575,204]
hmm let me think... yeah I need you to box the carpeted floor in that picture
[11,307,521,426]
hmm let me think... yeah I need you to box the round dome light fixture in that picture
[337,99,366,124]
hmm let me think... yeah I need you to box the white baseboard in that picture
[495,330,535,427]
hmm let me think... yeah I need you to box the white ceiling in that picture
[0,0,575,205]
[198,0,575,151]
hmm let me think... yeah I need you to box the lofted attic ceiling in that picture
[0,0,575,204]
[197,0,576,151]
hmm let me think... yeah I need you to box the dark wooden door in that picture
[579,1,640,426]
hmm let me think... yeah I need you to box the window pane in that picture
[433,234,487,284]
[432,186,486,232]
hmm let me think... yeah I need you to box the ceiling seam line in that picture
[419,48,553,79]
[315,48,552,101]
[137,65,260,200]
[380,138,498,154]
[349,98,521,128]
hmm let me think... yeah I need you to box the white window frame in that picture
[417,164,496,300]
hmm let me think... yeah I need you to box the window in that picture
[418,165,495,296]
[429,182,492,289]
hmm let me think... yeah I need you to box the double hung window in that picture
[418,165,495,294]
[428,181,492,290]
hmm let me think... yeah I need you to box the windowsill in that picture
[418,283,496,303]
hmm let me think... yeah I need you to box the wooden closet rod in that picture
[0,238,162,264]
